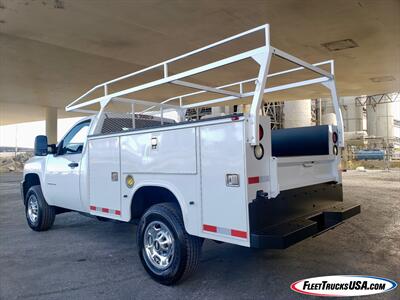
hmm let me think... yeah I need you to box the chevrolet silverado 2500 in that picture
[21,25,360,285]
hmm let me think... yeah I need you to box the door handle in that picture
[68,162,79,168]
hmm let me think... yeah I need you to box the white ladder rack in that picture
[66,24,344,146]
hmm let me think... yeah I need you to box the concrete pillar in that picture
[45,107,58,144]
[211,107,223,116]
[236,105,244,113]
[224,105,233,115]
[283,99,312,128]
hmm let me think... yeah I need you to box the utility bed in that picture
[60,23,358,248]
[22,24,361,284]
[60,24,356,249]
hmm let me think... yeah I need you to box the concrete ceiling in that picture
[0,0,399,125]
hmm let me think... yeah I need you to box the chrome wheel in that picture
[27,195,39,224]
[143,221,175,270]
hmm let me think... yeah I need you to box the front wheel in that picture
[25,185,55,231]
[137,203,202,285]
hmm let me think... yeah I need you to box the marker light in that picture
[332,132,338,144]
[254,144,264,160]
[259,125,264,141]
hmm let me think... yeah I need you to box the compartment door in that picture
[200,122,249,246]
[88,137,122,219]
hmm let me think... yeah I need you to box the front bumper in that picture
[249,182,360,249]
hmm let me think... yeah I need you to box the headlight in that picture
[254,144,264,160]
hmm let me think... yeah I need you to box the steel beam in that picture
[355,92,399,106]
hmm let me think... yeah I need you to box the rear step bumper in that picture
[250,203,360,249]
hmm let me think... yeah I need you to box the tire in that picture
[25,185,55,231]
[137,203,202,285]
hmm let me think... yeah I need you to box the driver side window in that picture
[59,120,91,155]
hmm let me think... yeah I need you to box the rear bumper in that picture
[249,182,360,249]
[250,203,360,249]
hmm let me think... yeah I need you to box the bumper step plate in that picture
[250,203,360,249]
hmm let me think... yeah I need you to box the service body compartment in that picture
[199,121,249,246]
[88,136,122,218]
[120,127,197,175]
[119,127,201,231]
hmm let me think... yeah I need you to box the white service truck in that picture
[21,25,360,285]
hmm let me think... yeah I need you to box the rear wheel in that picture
[137,203,202,285]
[25,185,55,231]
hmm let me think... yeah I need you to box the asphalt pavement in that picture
[0,171,399,299]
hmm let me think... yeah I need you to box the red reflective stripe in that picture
[248,176,260,184]
[91,206,120,215]
[203,224,217,232]
[231,229,247,238]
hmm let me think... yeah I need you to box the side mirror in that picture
[34,135,48,156]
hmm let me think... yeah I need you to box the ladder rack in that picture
[66,24,344,146]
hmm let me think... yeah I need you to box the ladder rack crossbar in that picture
[182,77,330,109]
[161,59,333,107]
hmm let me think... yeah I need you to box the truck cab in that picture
[22,117,93,212]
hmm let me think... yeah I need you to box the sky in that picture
[0,117,84,148]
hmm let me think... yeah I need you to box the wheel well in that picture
[22,173,41,204]
[131,186,181,220]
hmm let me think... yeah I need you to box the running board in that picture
[250,203,360,249]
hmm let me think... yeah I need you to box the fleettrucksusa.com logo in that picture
[291,275,397,297]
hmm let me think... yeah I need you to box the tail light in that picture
[259,125,264,141]
[332,132,338,144]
